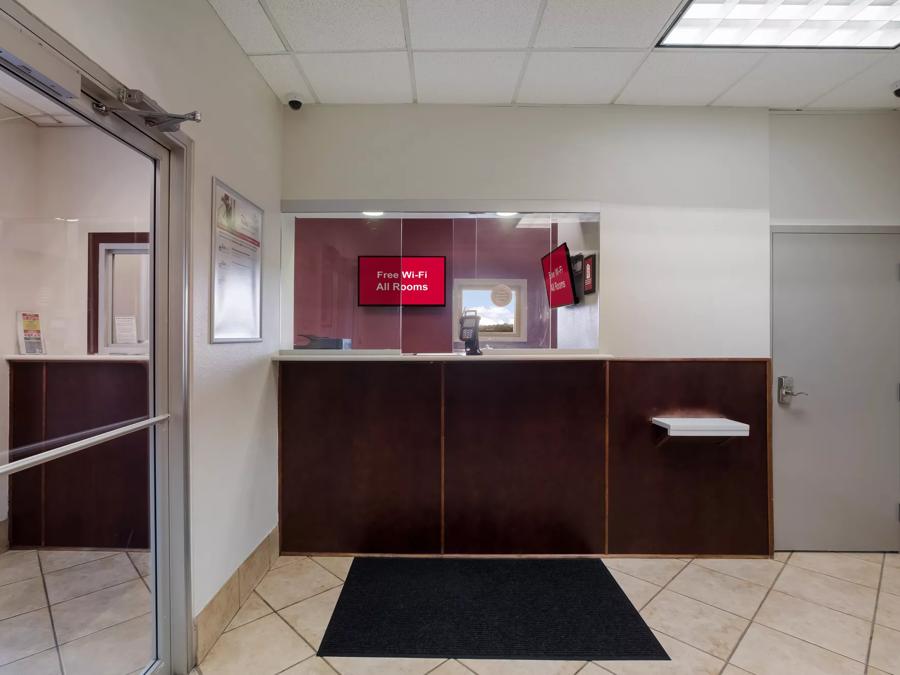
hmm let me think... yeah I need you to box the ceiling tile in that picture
[414,52,525,104]
[299,52,412,103]
[266,0,406,51]
[250,54,313,103]
[535,0,684,49]
[517,51,645,104]
[407,0,542,49]
[809,52,900,109]
[209,0,284,53]
[618,50,763,106]
[714,50,884,108]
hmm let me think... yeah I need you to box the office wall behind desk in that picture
[278,358,771,556]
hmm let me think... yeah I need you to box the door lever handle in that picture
[777,376,808,404]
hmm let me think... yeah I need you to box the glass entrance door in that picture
[0,37,184,674]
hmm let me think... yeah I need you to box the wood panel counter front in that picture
[278,357,771,556]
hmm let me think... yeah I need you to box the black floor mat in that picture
[317,557,669,661]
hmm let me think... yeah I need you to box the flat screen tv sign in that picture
[541,243,578,308]
[358,256,446,306]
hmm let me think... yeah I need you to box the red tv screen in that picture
[541,243,578,308]
[358,256,446,307]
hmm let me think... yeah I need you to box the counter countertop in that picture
[5,354,149,362]
[274,351,613,362]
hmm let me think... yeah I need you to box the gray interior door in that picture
[773,231,900,551]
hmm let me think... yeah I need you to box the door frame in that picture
[0,3,193,672]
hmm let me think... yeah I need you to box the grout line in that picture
[41,550,124,577]
[690,558,782,590]
[307,556,348,583]
[422,659,450,674]
[55,610,152,649]
[400,0,418,103]
[126,550,151,592]
[510,0,549,105]
[864,555,886,667]
[718,557,788,673]
[783,558,883,592]
[34,552,65,675]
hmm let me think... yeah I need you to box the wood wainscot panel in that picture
[443,361,606,554]
[279,361,442,553]
[607,360,771,556]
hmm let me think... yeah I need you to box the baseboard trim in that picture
[0,519,8,553]
[193,526,279,664]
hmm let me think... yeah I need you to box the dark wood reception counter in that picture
[277,355,771,557]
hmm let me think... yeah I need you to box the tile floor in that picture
[197,552,900,675]
[0,548,153,675]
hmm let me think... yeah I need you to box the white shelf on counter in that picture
[274,350,613,362]
[651,417,749,437]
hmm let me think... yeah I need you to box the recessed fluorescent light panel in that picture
[661,0,900,48]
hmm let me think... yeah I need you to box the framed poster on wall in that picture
[210,178,263,343]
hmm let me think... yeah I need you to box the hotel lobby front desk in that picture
[278,354,772,557]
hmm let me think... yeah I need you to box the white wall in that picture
[283,104,772,357]
[18,0,284,615]
[771,112,900,227]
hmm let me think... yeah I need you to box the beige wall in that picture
[17,0,284,614]
[282,104,773,357]
[770,111,900,226]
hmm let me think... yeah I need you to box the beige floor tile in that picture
[279,586,342,650]
[44,553,138,605]
[324,656,446,675]
[0,577,46,621]
[272,555,305,570]
[200,614,313,675]
[593,630,724,674]
[59,613,152,675]
[789,553,882,589]
[608,568,661,610]
[51,579,150,644]
[428,661,474,675]
[754,590,871,662]
[312,556,354,581]
[876,591,900,631]
[641,590,747,660]
[866,668,891,675]
[255,558,342,610]
[127,551,151,578]
[38,550,117,574]
[603,559,687,587]
[0,648,60,674]
[885,554,900,570]
[722,666,752,674]
[774,552,791,563]
[460,660,583,675]
[843,552,884,565]
[731,623,863,675]
[669,564,767,619]
[225,591,272,632]
[0,608,55,666]
[280,656,340,674]
[882,565,900,596]
[693,558,783,588]
[0,552,40,587]
[774,565,876,619]
[868,624,900,674]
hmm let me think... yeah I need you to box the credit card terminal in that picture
[459,309,482,356]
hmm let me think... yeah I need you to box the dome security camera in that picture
[287,92,303,110]
[893,81,900,99]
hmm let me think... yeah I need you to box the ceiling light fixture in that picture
[496,212,519,217]
[660,0,900,48]
[362,211,384,217]
[54,217,79,222]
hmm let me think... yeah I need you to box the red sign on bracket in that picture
[358,256,446,306]
[541,243,578,309]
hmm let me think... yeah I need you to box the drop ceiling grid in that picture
[209,0,900,109]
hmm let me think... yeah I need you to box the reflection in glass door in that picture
[0,59,167,674]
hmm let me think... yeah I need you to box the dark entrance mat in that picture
[317,557,669,661]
